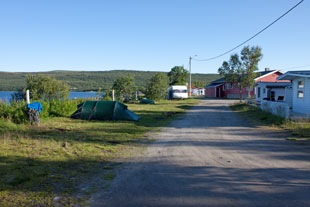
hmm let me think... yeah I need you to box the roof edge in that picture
[254,70,280,81]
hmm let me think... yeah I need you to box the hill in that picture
[0,70,221,91]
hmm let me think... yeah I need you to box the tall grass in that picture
[231,103,310,137]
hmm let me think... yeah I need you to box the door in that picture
[216,88,220,97]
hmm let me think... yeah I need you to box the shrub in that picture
[48,99,84,117]
[0,101,28,124]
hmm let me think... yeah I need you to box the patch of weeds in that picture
[103,173,116,180]
[231,103,284,126]
[231,103,310,138]
[103,166,115,170]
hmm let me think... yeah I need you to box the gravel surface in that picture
[90,99,310,207]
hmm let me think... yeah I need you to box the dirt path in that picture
[90,99,310,207]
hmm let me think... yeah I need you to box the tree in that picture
[241,46,263,98]
[145,73,169,100]
[218,54,245,100]
[112,75,136,102]
[168,66,189,85]
[192,80,205,88]
[218,45,263,99]
[26,75,70,101]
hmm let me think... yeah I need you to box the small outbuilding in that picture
[192,88,205,96]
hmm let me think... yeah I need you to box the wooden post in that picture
[26,90,30,104]
[112,90,115,101]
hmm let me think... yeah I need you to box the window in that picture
[298,81,304,88]
[173,90,187,93]
[298,91,304,98]
[223,84,226,91]
[257,87,261,98]
[263,88,266,94]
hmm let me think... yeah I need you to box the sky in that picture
[0,0,309,74]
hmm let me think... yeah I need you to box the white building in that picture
[192,88,205,96]
[255,82,292,106]
[277,71,310,115]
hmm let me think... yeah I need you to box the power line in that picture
[193,0,304,62]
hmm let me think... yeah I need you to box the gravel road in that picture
[91,99,310,207]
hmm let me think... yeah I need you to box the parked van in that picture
[169,85,188,99]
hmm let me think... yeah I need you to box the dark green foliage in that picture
[96,88,112,101]
[241,46,263,98]
[192,80,206,88]
[39,99,84,118]
[218,54,245,100]
[0,99,84,123]
[145,73,168,100]
[0,70,221,92]
[168,66,189,85]
[49,99,84,117]
[112,75,136,101]
[0,101,28,124]
[218,46,263,98]
[26,75,70,101]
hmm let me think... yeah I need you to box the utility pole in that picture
[189,56,192,97]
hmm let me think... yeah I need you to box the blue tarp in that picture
[27,102,43,114]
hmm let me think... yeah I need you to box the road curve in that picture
[91,99,310,207]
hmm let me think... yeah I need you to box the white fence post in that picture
[112,90,115,101]
[26,90,30,104]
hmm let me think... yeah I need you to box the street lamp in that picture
[189,55,198,97]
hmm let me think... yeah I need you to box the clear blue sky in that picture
[0,0,309,73]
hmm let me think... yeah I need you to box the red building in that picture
[205,69,288,98]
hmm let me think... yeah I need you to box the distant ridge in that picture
[0,70,221,91]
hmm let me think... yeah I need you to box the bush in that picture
[0,101,28,124]
[102,95,112,101]
[49,99,83,117]
[40,101,50,118]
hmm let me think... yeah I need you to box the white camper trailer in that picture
[169,85,188,99]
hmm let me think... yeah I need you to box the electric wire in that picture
[192,0,304,62]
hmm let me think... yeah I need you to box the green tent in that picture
[71,101,140,121]
[140,98,155,104]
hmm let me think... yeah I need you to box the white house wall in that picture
[256,84,268,102]
[292,78,310,114]
[284,87,293,107]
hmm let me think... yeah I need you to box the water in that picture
[69,92,97,99]
[0,91,98,103]
[0,91,15,103]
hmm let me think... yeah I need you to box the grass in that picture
[231,103,310,138]
[0,98,200,207]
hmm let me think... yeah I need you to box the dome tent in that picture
[71,101,140,121]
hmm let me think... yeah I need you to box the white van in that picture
[169,85,188,99]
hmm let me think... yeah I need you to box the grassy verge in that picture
[231,103,310,138]
[0,98,200,207]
